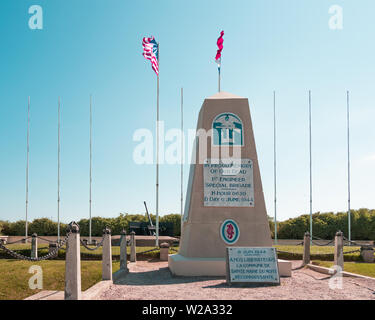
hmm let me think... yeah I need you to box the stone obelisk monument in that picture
[169,91,291,276]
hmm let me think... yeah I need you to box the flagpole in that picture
[347,90,351,243]
[156,43,160,247]
[216,31,224,93]
[218,68,221,92]
[273,91,277,245]
[57,97,61,243]
[309,90,313,243]
[25,96,30,243]
[89,94,92,244]
[181,87,184,219]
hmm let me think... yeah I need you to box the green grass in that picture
[312,260,375,278]
[0,242,179,300]
[0,259,120,300]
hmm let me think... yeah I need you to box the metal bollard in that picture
[302,231,310,265]
[64,222,82,300]
[102,227,112,280]
[159,242,170,261]
[334,231,344,271]
[130,231,136,262]
[120,229,128,271]
[31,233,38,259]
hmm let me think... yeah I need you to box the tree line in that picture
[1,208,374,240]
[0,213,181,237]
[269,208,375,240]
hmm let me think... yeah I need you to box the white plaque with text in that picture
[203,159,254,207]
[226,247,280,284]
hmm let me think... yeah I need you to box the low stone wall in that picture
[5,235,179,247]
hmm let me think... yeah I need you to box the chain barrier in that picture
[2,237,32,245]
[343,236,374,248]
[311,239,335,246]
[274,233,367,262]
[311,235,329,241]
[342,236,360,246]
[276,249,301,255]
[274,241,303,255]
[276,249,361,256]
[342,249,361,254]
[80,238,104,251]
[137,247,160,255]
[0,231,71,261]
[310,235,335,246]
[36,236,59,244]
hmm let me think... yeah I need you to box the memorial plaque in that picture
[226,247,280,285]
[203,158,254,207]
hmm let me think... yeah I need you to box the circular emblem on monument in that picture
[220,219,240,245]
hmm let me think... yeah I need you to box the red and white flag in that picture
[215,31,224,70]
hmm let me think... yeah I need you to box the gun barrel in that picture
[144,201,153,227]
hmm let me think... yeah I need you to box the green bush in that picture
[276,208,375,240]
[160,214,181,237]
[29,218,68,236]
[2,220,26,236]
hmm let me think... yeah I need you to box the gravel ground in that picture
[97,260,375,300]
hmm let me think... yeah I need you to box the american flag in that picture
[142,36,159,76]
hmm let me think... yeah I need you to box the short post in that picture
[360,246,374,263]
[64,222,82,300]
[31,233,38,259]
[302,231,310,265]
[334,231,344,271]
[120,229,128,271]
[49,243,58,258]
[102,227,112,281]
[159,242,170,261]
[130,231,136,262]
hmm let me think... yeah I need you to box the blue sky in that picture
[0,0,374,223]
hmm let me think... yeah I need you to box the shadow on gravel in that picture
[202,282,279,289]
[114,267,224,286]
[292,264,305,271]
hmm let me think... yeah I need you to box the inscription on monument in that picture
[226,247,280,284]
[203,159,254,207]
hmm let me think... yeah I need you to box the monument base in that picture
[168,254,292,277]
